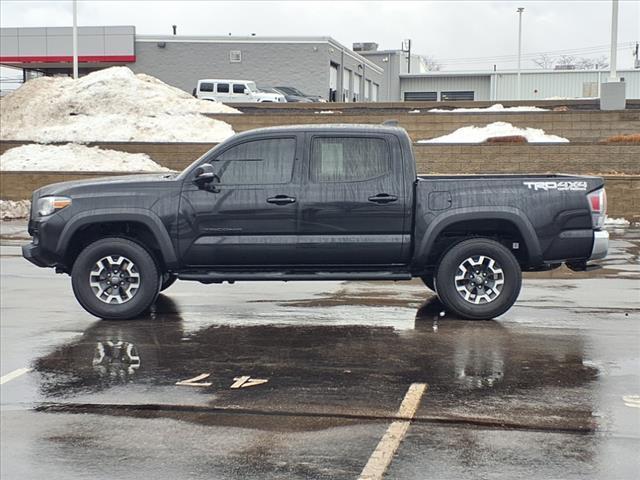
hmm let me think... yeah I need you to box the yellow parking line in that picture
[0,367,31,385]
[359,383,428,480]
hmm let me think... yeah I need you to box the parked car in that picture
[23,124,608,320]
[259,86,313,103]
[195,79,286,103]
[274,86,327,102]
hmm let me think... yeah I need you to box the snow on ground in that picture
[1,143,171,172]
[408,109,421,113]
[605,217,631,227]
[0,67,237,143]
[0,200,30,220]
[428,103,548,113]
[418,121,569,143]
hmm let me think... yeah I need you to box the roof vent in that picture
[382,119,399,126]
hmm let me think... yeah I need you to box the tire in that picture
[160,273,178,292]
[421,275,435,291]
[71,238,160,320]
[434,238,521,320]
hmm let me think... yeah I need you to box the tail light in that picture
[587,188,607,229]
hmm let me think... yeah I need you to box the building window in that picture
[404,91,437,101]
[440,91,474,101]
[310,137,390,183]
[229,50,242,63]
[365,80,371,101]
[217,83,230,93]
[372,83,379,102]
[215,138,296,185]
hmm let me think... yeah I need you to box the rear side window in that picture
[199,82,214,92]
[310,137,389,182]
[215,138,296,185]
[217,83,229,93]
[233,84,246,94]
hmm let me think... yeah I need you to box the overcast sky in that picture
[1,0,639,74]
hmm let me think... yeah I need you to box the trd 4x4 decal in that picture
[523,181,588,191]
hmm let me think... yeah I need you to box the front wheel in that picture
[434,238,521,320]
[71,238,160,320]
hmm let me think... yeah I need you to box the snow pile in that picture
[1,143,171,172]
[314,110,340,114]
[0,200,30,220]
[419,122,569,143]
[408,109,421,113]
[604,217,630,227]
[429,104,548,113]
[0,67,237,143]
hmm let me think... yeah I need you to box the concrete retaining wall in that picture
[203,110,640,143]
[2,140,638,175]
[1,170,637,221]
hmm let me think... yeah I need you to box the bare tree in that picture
[420,55,441,71]
[534,53,609,70]
[532,54,555,69]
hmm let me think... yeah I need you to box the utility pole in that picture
[516,7,524,100]
[72,0,78,79]
[601,0,625,110]
[402,39,411,74]
[609,0,618,80]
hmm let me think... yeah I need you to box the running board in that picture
[178,271,412,283]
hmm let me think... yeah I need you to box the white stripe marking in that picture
[359,383,428,480]
[0,367,32,385]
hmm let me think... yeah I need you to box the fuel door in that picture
[428,191,452,211]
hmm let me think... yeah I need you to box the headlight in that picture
[36,196,72,217]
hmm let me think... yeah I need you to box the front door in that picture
[298,133,410,266]
[180,135,302,267]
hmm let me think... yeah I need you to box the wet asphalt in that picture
[0,223,639,480]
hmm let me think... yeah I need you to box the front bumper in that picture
[589,230,609,260]
[22,243,56,268]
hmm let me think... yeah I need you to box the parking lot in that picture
[1,224,639,480]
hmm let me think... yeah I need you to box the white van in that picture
[195,79,286,103]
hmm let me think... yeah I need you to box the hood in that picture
[35,172,179,198]
[256,92,285,101]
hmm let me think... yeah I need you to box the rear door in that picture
[297,132,410,266]
[215,82,232,103]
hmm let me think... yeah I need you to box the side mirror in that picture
[193,163,220,191]
[244,88,250,94]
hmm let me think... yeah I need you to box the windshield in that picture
[246,82,258,92]
[277,86,305,96]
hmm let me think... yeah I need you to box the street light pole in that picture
[517,7,524,100]
[72,0,78,79]
[609,0,618,81]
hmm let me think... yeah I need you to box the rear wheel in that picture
[434,238,521,320]
[71,238,160,320]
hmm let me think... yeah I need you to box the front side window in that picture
[233,84,246,94]
[215,138,296,185]
[310,137,389,182]
[217,83,230,93]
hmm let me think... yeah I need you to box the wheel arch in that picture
[413,207,542,270]
[57,209,178,271]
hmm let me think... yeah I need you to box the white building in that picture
[399,69,640,102]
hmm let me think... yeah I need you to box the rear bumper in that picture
[589,230,609,260]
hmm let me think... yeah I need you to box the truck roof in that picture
[232,123,408,137]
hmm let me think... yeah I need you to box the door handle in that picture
[267,195,296,205]
[368,193,398,204]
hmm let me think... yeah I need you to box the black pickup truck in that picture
[23,124,608,320]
